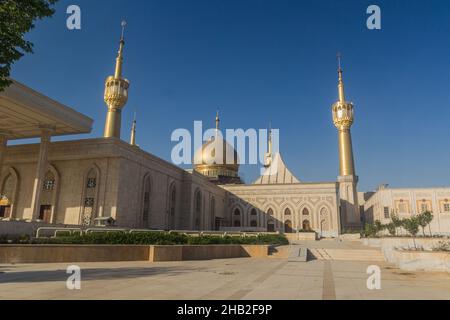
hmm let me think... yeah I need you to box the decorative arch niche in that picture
[80,165,100,226]
[168,182,177,230]
[0,167,19,219]
[231,205,243,228]
[210,196,216,230]
[319,207,331,232]
[39,165,60,223]
[141,173,152,228]
[193,188,202,230]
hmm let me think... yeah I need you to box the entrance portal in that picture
[0,206,11,218]
[302,220,311,231]
[39,205,52,223]
[284,220,293,233]
[267,220,275,232]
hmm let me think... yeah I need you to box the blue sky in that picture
[9,0,450,191]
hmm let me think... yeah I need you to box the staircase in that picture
[309,248,385,262]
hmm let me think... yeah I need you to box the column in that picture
[0,135,7,182]
[31,130,52,221]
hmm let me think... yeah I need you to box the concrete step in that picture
[309,249,385,262]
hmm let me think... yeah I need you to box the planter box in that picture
[0,244,270,264]
[391,250,450,273]
[285,233,317,242]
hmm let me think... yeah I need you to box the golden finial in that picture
[121,20,127,40]
[114,20,127,79]
[337,52,346,103]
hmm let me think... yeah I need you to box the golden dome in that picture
[193,113,240,181]
[194,136,240,179]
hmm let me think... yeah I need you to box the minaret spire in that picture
[114,20,127,79]
[337,52,346,103]
[215,110,220,136]
[264,122,273,168]
[130,110,137,146]
[103,20,130,139]
[268,121,273,156]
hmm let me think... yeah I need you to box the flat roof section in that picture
[0,80,93,140]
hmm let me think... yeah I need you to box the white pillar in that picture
[0,135,7,181]
[31,130,52,220]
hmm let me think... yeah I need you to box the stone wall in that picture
[0,244,271,264]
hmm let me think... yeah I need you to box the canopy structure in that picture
[0,80,93,140]
[253,153,300,185]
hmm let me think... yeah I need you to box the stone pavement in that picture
[1,240,450,300]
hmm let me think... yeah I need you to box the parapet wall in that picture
[0,245,270,264]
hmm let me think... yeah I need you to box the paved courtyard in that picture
[1,240,450,300]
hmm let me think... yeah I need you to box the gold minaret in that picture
[332,54,360,227]
[332,54,356,176]
[104,21,130,139]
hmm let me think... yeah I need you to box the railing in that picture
[36,227,83,238]
[35,227,281,239]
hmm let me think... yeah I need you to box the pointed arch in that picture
[141,173,153,228]
[79,164,101,226]
[210,195,216,230]
[315,202,334,234]
[167,181,177,230]
[193,188,203,230]
[0,167,19,219]
[299,204,314,229]
[231,204,244,229]
[280,202,295,229]
[39,164,60,223]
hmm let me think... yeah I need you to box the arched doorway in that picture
[302,220,311,231]
[284,220,293,233]
[233,208,241,229]
[194,190,202,230]
[168,184,177,230]
[267,220,275,232]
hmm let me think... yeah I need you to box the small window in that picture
[384,207,390,219]
[444,203,450,212]
[234,220,241,227]
[43,179,55,191]
[421,204,428,213]
[302,208,309,216]
[87,178,97,189]
[234,209,241,216]
[284,208,292,216]
[251,209,257,216]
[250,220,258,227]
[267,208,274,216]
[84,198,95,207]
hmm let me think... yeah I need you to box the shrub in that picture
[386,223,397,236]
[32,232,189,245]
[187,234,289,246]
[16,232,289,246]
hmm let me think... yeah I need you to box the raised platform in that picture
[0,244,271,264]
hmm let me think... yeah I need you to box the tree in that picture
[403,217,420,249]
[422,211,434,237]
[386,223,396,237]
[0,0,58,91]
[391,214,403,236]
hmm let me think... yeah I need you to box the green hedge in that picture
[2,232,289,246]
